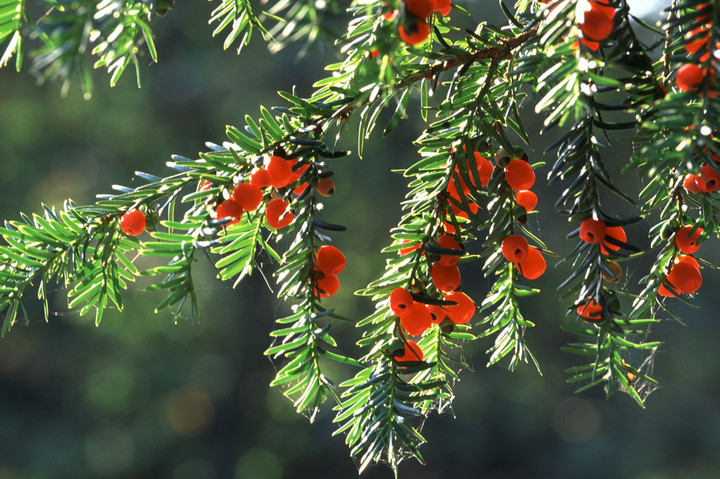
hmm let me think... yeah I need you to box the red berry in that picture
[314,273,339,298]
[600,225,626,255]
[504,159,535,191]
[676,254,700,271]
[120,210,146,236]
[216,198,243,222]
[406,0,434,18]
[267,155,294,188]
[427,304,447,324]
[444,291,475,324]
[685,25,710,55]
[293,183,309,196]
[399,19,430,45]
[517,247,546,280]
[400,303,433,336]
[514,190,538,212]
[684,173,701,193]
[390,287,414,316]
[695,165,720,193]
[317,177,335,197]
[431,263,461,291]
[232,183,263,211]
[675,225,703,254]
[266,198,293,229]
[289,162,309,183]
[577,298,603,322]
[433,0,451,16]
[676,64,705,92]
[579,218,607,245]
[577,0,615,41]
[316,245,346,276]
[667,260,702,294]
[437,234,462,266]
[398,239,422,256]
[250,168,273,188]
[395,340,424,362]
[501,235,529,262]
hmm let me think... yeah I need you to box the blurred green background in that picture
[1,2,720,478]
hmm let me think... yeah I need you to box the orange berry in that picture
[437,234,462,266]
[517,246,546,280]
[602,260,622,283]
[577,0,615,42]
[666,260,702,294]
[444,291,475,324]
[406,0,434,18]
[504,159,535,191]
[695,165,720,193]
[266,198,293,229]
[314,273,339,298]
[514,190,538,212]
[684,173,701,193]
[250,168,273,188]
[577,298,603,322]
[316,245,346,276]
[579,218,607,245]
[501,235,529,263]
[390,287,415,316]
[431,263,461,291]
[675,225,703,254]
[267,155,294,188]
[216,198,243,222]
[120,209,146,236]
[232,183,263,211]
[395,340,424,362]
[676,64,704,92]
[399,19,430,45]
[600,225,626,255]
[400,303,433,336]
[317,177,335,197]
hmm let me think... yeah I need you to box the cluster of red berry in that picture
[659,225,704,297]
[397,0,451,46]
[312,245,347,298]
[683,164,720,194]
[676,2,717,94]
[445,148,492,233]
[500,153,546,279]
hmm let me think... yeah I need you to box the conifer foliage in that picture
[1,0,718,473]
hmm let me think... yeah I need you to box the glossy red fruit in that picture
[514,190,538,212]
[390,287,415,316]
[293,183,309,196]
[684,173,701,193]
[216,198,243,223]
[666,261,703,294]
[399,19,430,46]
[400,303,433,336]
[676,64,704,92]
[600,225,626,255]
[675,225,703,254]
[676,254,700,271]
[427,304,447,324]
[431,263,461,291]
[266,198,293,229]
[250,168,273,188]
[120,210,146,236]
[433,0,451,16]
[232,183,263,211]
[314,273,339,298]
[577,0,615,41]
[267,155,294,188]
[579,218,607,245]
[504,159,535,191]
[444,291,475,324]
[685,25,710,55]
[406,0,434,18]
[395,340,424,362]
[577,298,603,321]
[695,165,720,192]
[517,247,546,280]
[316,245,346,276]
[501,235,529,263]
[437,234,462,266]
[317,177,335,197]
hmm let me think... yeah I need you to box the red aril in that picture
[316,245,346,276]
[505,159,535,191]
[444,291,475,324]
[266,198,293,229]
[120,210,146,236]
[431,263,461,291]
[400,303,433,336]
[390,287,415,316]
[600,225,626,255]
[395,340,424,362]
[579,218,607,245]
[517,247,546,280]
[514,190,538,212]
[437,234,462,266]
[501,235,529,262]
[577,297,603,321]
[675,225,703,254]
[314,273,339,298]
[399,19,430,45]
[232,183,263,211]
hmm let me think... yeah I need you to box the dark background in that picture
[1,1,719,478]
